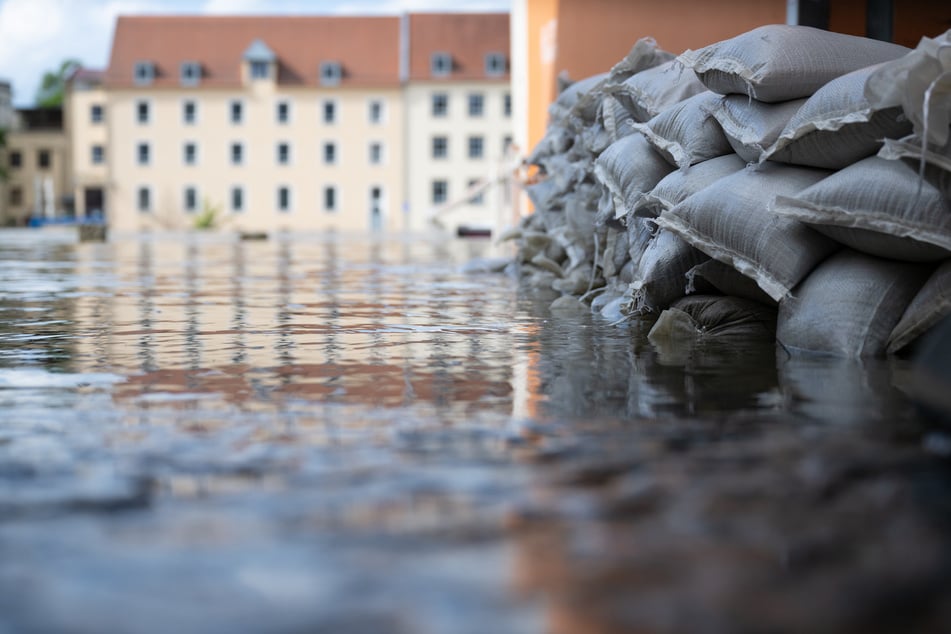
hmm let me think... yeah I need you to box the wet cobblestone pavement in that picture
[0,229,948,633]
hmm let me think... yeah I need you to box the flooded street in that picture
[0,228,948,633]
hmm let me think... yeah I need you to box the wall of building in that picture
[66,86,109,218]
[2,129,69,225]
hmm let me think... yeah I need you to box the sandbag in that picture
[677,24,909,103]
[878,134,951,200]
[607,59,707,123]
[624,229,709,315]
[594,134,674,220]
[635,153,747,218]
[777,250,931,358]
[771,156,951,262]
[548,73,608,125]
[656,163,835,302]
[762,63,914,169]
[631,91,733,169]
[602,95,638,143]
[709,95,805,163]
[685,259,777,306]
[888,260,951,354]
[648,294,777,343]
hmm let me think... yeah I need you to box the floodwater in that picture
[0,228,948,633]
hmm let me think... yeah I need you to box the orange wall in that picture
[526,0,559,161]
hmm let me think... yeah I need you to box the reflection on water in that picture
[0,229,947,633]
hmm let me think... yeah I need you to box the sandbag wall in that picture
[510,24,951,358]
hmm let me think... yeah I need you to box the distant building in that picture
[1,107,71,226]
[0,81,15,130]
[66,13,512,235]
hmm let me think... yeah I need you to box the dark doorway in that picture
[84,187,105,218]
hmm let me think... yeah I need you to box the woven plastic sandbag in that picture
[877,133,951,199]
[709,95,806,163]
[601,95,638,143]
[627,215,657,278]
[625,229,709,315]
[549,73,608,125]
[888,260,951,354]
[677,24,909,103]
[771,156,951,262]
[648,294,777,344]
[594,133,674,220]
[607,59,707,123]
[762,63,913,169]
[526,125,574,166]
[656,163,835,302]
[778,250,931,358]
[631,91,733,169]
[635,153,747,218]
[685,259,777,306]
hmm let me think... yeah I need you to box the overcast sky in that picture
[0,0,511,107]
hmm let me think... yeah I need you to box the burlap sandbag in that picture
[709,95,805,163]
[777,250,931,358]
[635,153,747,218]
[656,163,835,302]
[888,260,951,354]
[594,133,674,220]
[677,24,909,103]
[631,91,733,169]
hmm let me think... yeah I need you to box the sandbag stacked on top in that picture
[510,24,951,357]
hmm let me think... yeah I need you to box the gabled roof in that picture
[105,15,402,88]
[408,13,510,81]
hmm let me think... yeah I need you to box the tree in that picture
[35,59,80,108]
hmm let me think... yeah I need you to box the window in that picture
[277,186,291,212]
[134,61,154,85]
[276,100,290,124]
[432,136,448,159]
[137,186,151,212]
[323,186,336,212]
[503,135,513,154]
[322,100,336,124]
[230,142,243,165]
[468,93,484,117]
[136,143,150,166]
[431,52,452,77]
[182,100,197,124]
[323,142,336,165]
[431,93,448,117]
[91,145,105,165]
[9,151,21,169]
[432,180,448,205]
[250,60,270,79]
[468,136,484,159]
[504,92,512,117]
[485,52,506,77]
[368,142,383,165]
[277,142,290,165]
[368,99,384,124]
[180,61,201,86]
[37,150,51,170]
[230,100,243,124]
[90,104,104,124]
[231,186,244,213]
[468,179,484,205]
[9,187,22,206]
[320,61,342,86]
[183,186,198,213]
[136,100,150,124]
[183,142,197,165]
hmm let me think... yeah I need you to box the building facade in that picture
[1,108,70,226]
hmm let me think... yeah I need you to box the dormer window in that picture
[431,52,452,77]
[485,52,506,77]
[134,61,155,85]
[320,61,342,86]
[250,61,270,79]
[180,61,201,86]
[243,39,276,83]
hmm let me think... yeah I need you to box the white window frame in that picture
[431,52,452,77]
[468,178,485,205]
[230,99,244,125]
[431,92,448,117]
[180,61,201,86]
[230,141,244,166]
[368,141,384,166]
[323,141,337,165]
[485,52,506,77]
[320,61,342,86]
[323,185,337,213]
[432,136,448,160]
[503,92,512,118]
[432,180,448,205]
[90,104,104,124]
[91,145,104,165]
[468,92,484,117]
[135,99,151,125]
[467,135,484,159]
[367,98,385,125]
[133,61,154,86]
[250,60,270,80]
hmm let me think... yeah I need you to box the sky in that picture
[0,0,511,107]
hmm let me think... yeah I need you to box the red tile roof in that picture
[105,15,402,89]
[408,13,510,81]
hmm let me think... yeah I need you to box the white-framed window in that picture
[230,100,243,124]
[136,99,150,124]
[368,99,384,124]
[468,135,484,159]
[368,141,383,165]
[90,104,104,124]
[133,61,154,85]
[431,52,452,77]
[231,186,244,213]
[230,142,243,165]
[485,52,506,77]
[277,141,291,165]
[277,185,291,212]
[183,186,198,213]
[503,92,512,117]
[91,145,105,165]
[180,61,201,86]
[183,142,197,166]
[320,61,342,86]
[276,100,290,124]
[250,60,270,80]
[432,136,448,159]
[182,99,197,125]
[468,179,484,205]
[468,93,484,117]
[322,99,336,124]
[431,93,448,117]
[136,142,150,166]
[137,185,151,212]
[323,185,337,213]
[432,180,448,205]
[323,141,337,165]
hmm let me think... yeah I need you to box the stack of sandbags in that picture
[513,24,951,357]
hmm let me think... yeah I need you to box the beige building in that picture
[1,108,70,226]
[66,13,513,236]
